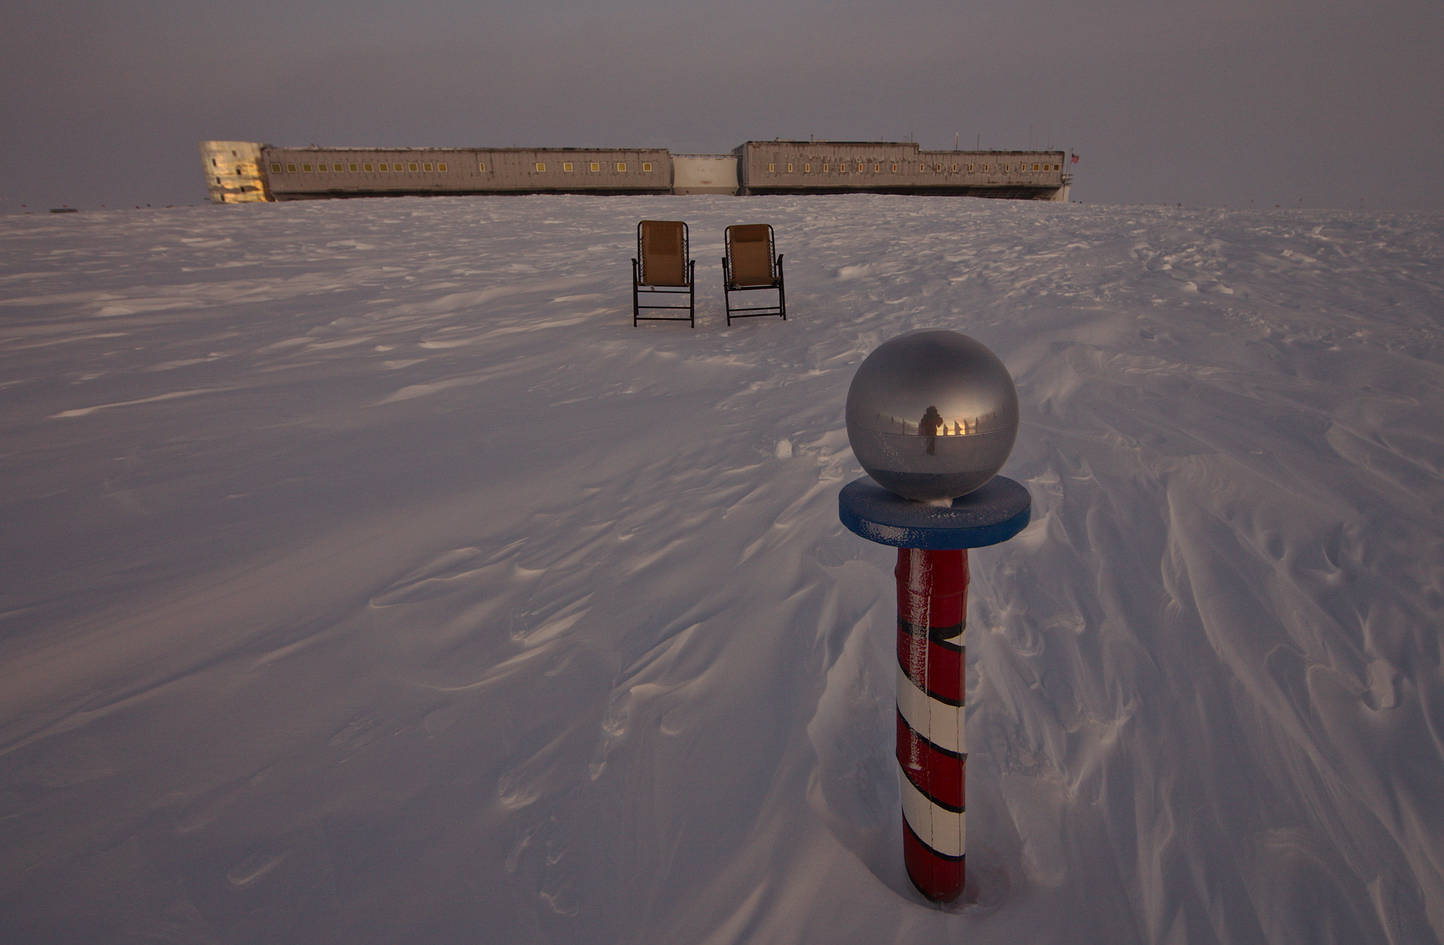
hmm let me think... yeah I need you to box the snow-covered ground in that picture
[1,195,1440,944]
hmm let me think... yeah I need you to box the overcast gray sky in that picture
[2,0,1440,211]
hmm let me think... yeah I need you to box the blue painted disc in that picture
[838,475,1031,549]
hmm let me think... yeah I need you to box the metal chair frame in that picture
[632,220,696,327]
[721,224,786,326]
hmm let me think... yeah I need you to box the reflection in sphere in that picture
[845,330,1019,501]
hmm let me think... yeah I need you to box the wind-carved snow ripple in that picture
[989,271,1443,938]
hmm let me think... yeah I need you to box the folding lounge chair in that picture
[632,220,696,327]
[722,224,786,326]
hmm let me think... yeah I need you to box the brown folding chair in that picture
[722,224,786,326]
[632,220,695,327]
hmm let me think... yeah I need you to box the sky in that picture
[1,0,1440,212]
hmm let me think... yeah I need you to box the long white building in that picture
[200,140,1071,203]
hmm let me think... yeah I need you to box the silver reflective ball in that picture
[845,330,1019,501]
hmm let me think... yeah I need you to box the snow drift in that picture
[1,195,1440,944]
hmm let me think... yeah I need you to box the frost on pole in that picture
[838,329,1030,903]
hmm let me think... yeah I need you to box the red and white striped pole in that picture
[839,479,1028,902]
[840,329,1028,903]
[895,546,968,900]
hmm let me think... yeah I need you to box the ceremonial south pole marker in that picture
[838,330,1030,903]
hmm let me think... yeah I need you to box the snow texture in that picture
[1,195,1441,944]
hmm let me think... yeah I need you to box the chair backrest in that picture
[726,224,776,287]
[638,220,689,286]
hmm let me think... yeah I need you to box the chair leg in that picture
[722,257,731,327]
[778,257,786,320]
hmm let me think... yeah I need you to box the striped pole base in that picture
[838,475,1030,905]
[895,547,967,901]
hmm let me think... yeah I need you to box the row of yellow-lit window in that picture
[270,160,657,175]
[272,161,451,174]
[766,161,1061,174]
[528,161,654,174]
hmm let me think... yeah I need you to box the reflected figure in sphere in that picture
[919,405,943,455]
[845,329,1019,501]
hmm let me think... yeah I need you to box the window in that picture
[951,164,959,172]
[316,164,326,173]
[563,162,574,172]
[803,163,811,173]
[589,161,601,173]
[286,163,297,173]
[873,163,881,173]
[891,162,898,173]
[349,163,359,172]
[616,162,627,172]
[822,163,830,172]
[302,164,313,172]
[364,163,373,172]
[857,162,865,173]
[477,161,486,171]
[935,163,944,173]
[642,162,653,172]
[786,163,794,173]
[438,162,448,172]
[535,162,546,172]
[423,163,433,172]
[1032,164,1040,171]
[967,163,974,172]
[377,163,388,172]
[408,162,418,172]
[271,163,283,173]
[333,163,343,172]
[768,163,776,173]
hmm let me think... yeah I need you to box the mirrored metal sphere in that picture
[845,330,1019,501]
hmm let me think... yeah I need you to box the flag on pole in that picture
[1071,152,1080,164]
